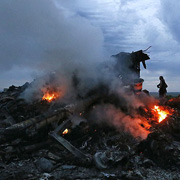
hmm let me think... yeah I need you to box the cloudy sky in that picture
[0,0,180,92]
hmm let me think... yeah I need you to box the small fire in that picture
[152,105,171,123]
[62,128,69,135]
[42,91,60,102]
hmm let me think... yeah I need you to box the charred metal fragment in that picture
[112,49,150,93]
[0,95,100,144]
[49,131,92,163]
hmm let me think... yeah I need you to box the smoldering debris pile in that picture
[1,84,180,180]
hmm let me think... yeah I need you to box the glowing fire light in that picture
[152,105,170,123]
[42,92,60,102]
[62,128,69,135]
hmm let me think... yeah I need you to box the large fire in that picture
[42,91,61,102]
[152,105,171,123]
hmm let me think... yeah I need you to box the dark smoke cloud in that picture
[0,0,161,139]
[13,0,118,104]
[0,0,110,97]
[0,0,104,74]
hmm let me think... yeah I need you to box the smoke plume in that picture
[18,1,157,140]
[90,103,150,140]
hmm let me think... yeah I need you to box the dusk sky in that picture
[0,0,180,92]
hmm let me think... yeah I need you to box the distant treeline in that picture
[150,92,180,98]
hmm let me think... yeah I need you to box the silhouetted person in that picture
[157,76,168,98]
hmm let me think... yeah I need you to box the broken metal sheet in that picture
[49,131,92,163]
[54,119,71,134]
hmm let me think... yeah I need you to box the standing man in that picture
[157,76,168,98]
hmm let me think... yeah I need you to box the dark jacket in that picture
[157,79,167,94]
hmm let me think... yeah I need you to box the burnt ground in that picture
[1,84,180,180]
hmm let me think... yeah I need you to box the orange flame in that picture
[62,128,69,135]
[42,91,60,102]
[152,105,171,123]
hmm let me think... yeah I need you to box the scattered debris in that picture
[1,78,180,179]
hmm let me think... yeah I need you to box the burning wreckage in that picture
[1,49,180,179]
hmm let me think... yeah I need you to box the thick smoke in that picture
[90,104,150,139]
[16,0,156,139]
[16,0,111,101]
[88,86,157,140]
[0,0,105,91]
